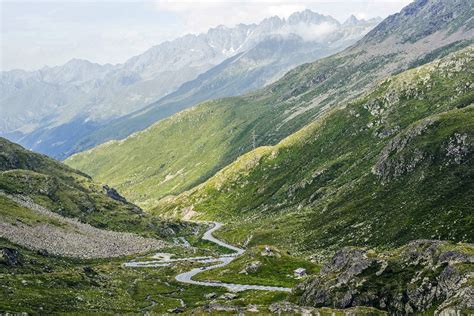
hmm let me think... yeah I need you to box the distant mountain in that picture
[0,10,379,159]
[66,0,473,210]
[72,18,380,153]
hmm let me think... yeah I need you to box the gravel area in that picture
[0,193,165,259]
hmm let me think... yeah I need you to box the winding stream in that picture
[125,222,292,292]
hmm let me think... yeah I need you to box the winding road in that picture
[124,222,292,293]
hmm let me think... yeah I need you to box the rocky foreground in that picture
[294,240,473,315]
[0,193,164,259]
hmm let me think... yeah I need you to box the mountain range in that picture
[1,11,379,159]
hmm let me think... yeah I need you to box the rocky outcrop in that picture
[102,184,143,214]
[372,118,434,182]
[102,185,128,203]
[295,240,474,314]
[0,248,22,266]
[445,133,470,165]
[239,260,262,274]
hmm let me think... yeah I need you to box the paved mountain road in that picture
[125,222,292,292]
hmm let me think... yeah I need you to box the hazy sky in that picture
[1,0,412,71]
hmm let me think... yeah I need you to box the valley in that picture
[156,46,474,254]
[66,0,474,210]
[1,0,473,314]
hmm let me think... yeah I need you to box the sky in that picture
[0,0,412,71]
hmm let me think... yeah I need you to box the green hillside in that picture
[157,46,474,253]
[0,137,189,239]
[66,0,474,209]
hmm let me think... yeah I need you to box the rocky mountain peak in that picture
[259,15,285,29]
[343,14,360,26]
[288,9,340,26]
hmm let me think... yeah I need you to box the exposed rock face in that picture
[295,240,474,314]
[372,118,434,182]
[445,133,470,165]
[240,261,262,274]
[0,248,22,266]
[102,185,128,203]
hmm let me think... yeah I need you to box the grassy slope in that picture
[157,46,474,253]
[66,0,474,208]
[0,237,291,314]
[195,245,320,287]
[0,137,191,239]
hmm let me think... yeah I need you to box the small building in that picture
[294,268,307,278]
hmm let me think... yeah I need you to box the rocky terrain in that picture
[294,240,474,315]
[0,193,164,259]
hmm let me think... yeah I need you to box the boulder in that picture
[0,248,22,266]
[37,249,49,257]
[220,292,238,300]
[102,185,127,203]
[240,261,262,274]
[166,307,185,313]
[204,292,217,299]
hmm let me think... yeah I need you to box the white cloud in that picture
[266,4,307,18]
[277,21,339,42]
[152,0,412,35]
[151,2,314,39]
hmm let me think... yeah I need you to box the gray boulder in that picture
[0,248,22,266]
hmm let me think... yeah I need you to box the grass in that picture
[0,137,197,241]
[64,16,472,209]
[155,46,474,254]
[0,195,63,227]
[0,238,299,314]
[194,245,320,287]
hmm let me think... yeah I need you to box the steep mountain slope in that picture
[156,46,474,252]
[67,0,474,209]
[0,137,188,245]
[73,24,379,152]
[1,11,376,159]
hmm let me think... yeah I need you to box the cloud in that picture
[277,21,339,42]
[153,1,311,34]
[266,4,307,18]
[152,0,413,35]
